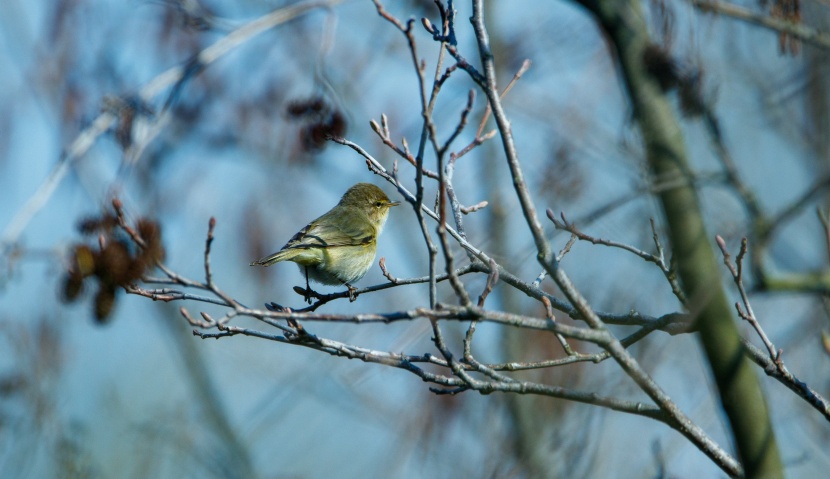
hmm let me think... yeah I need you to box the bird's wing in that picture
[250,211,375,267]
[285,211,375,250]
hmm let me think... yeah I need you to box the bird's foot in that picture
[292,285,320,304]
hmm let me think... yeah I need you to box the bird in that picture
[251,182,399,302]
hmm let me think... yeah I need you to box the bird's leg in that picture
[304,266,311,304]
[346,283,357,302]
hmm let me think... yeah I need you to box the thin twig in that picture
[369,115,439,179]
[373,0,441,308]
[460,2,740,474]
[329,136,692,336]
[477,258,499,308]
[715,235,779,361]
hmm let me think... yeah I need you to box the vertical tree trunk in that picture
[575,1,783,477]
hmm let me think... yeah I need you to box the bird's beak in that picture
[388,201,401,207]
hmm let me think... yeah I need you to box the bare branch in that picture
[476,258,499,308]
[715,236,779,361]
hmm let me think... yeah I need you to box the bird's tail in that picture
[250,248,300,267]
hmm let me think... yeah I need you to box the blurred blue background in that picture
[2,0,830,477]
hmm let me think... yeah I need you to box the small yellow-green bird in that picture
[251,182,399,296]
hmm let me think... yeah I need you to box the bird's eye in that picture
[375,201,383,207]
